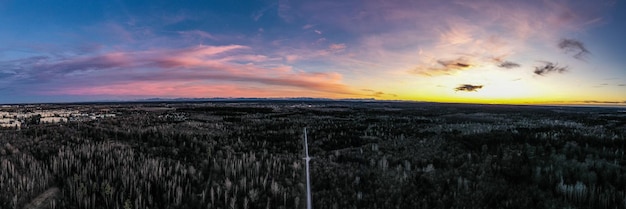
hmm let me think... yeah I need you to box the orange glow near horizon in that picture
[372,67,625,106]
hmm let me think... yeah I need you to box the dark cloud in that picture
[558,39,590,60]
[437,58,471,69]
[411,57,473,76]
[497,61,521,69]
[581,100,626,104]
[593,83,610,88]
[454,84,483,92]
[534,62,568,76]
[491,56,520,69]
[618,84,626,87]
[361,89,398,97]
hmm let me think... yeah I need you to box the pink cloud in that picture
[148,45,248,68]
[284,55,299,62]
[437,25,475,47]
[51,80,355,99]
[173,44,247,57]
[328,43,346,52]
[11,43,361,98]
[55,82,263,97]
[273,42,348,63]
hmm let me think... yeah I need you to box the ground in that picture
[1,101,625,209]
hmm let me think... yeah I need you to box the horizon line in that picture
[1,97,624,109]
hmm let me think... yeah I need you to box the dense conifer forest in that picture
[1,101,625,209]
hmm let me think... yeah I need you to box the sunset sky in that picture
[0,0,624,105]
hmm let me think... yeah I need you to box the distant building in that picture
[40,117,67,123]
[0,118,21,129]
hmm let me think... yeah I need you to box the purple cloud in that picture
[0,44,362,97]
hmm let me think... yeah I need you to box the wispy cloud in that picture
[54,82,346,98]
[278,0,293,22]
[558,38,590,60]
[580,100,626,104]
[534,61,568,76]
[178,30,215,41]
[292,0,608,82]
[438,59,472,69]
[455,84,483,92]
[411,57,474,76]
[0,44,360,97]
[361,89,398,98]
[327,43,346,52]
[497,61,521,69]
[251,3,277,21]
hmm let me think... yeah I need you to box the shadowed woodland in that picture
[1,102,626,209]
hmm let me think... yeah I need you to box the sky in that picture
[0,0,625,105]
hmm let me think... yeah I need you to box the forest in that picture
[1,101,626,209]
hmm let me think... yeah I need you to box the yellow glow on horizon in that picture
[370,66,625,105]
